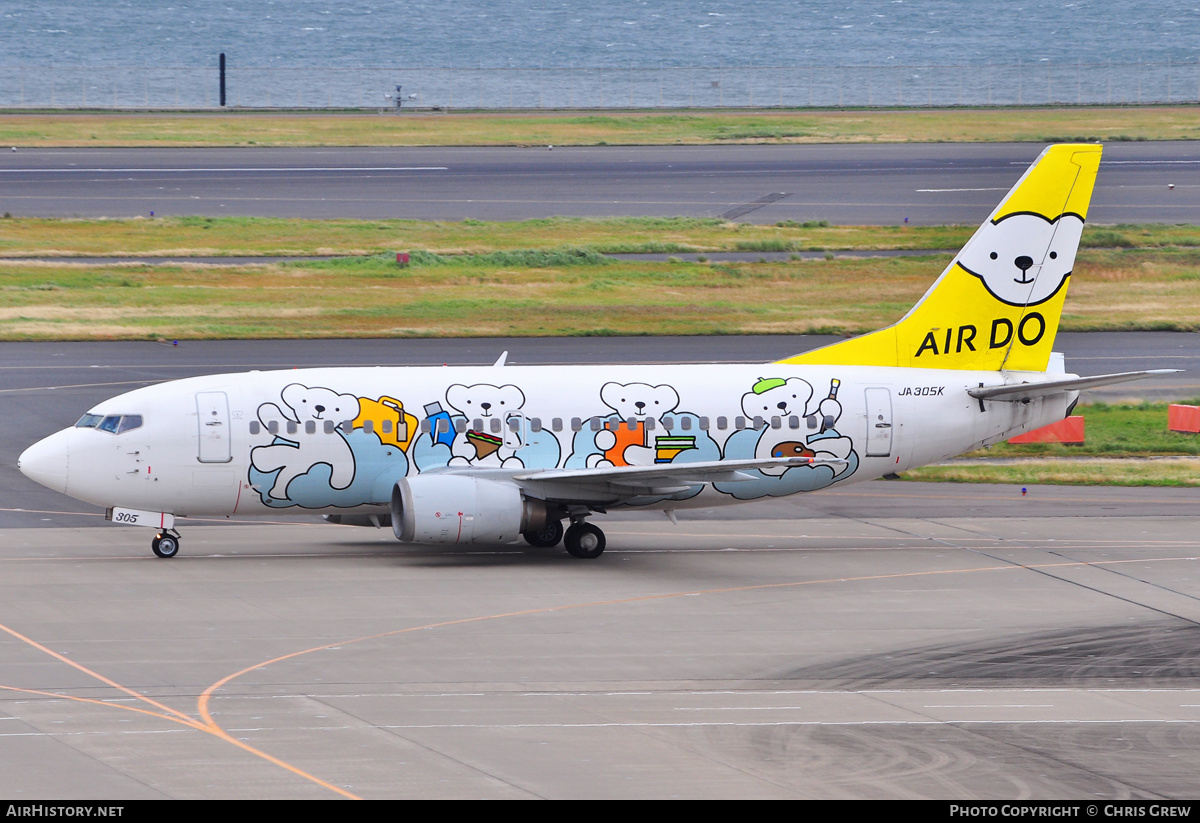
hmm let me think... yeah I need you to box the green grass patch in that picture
[972,401,1200,458]
[902,458,1200,487]
[898,402,1200,487]
[1081,229,1136,248]
[734,239,802,252]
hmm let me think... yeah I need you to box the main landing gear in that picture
[564,521,605,559]
[522,518,565,548]
[151,528,181,558]
[521,514,607,559]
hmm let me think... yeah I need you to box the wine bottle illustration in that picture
[818,378,841,433]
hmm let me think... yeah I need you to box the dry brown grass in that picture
[4,217,1199,260]
[4,247,1198,341]
[0,215,976,257]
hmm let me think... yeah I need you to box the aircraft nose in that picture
[18,430,71,495]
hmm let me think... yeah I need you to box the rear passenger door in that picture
[864,388,893,457]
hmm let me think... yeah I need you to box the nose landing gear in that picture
[151,529,181,558]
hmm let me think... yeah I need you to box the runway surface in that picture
[3,142,1198,224]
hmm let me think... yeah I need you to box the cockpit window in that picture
[76,413,143,434]
[116,415,143,434]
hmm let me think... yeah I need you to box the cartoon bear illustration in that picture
[251,383,360,500]
[444,383,527,467]
[588,382,681,468]
[957,212,1084,306]
[741,377,853,476]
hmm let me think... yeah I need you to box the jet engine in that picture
[391,475,549,545]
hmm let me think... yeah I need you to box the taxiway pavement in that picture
[3,483,1200,798]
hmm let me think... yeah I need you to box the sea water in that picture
[1,0,1197,108]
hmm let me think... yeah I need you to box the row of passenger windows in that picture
[75,413,143,434]
[76,410,833,439]
[247,414,829,436]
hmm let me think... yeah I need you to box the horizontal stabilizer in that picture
[968,369,1180,402]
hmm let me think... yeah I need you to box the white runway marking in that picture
[0,166,449,173]
[373,719,1200,729]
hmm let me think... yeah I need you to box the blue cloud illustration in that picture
[714,429,859,500]
[250,430,410,509]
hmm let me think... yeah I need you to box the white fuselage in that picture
[20,362,1073,519]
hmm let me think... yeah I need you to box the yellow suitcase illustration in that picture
[353,396,418,452]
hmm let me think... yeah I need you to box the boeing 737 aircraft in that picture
[18,144,1170,559]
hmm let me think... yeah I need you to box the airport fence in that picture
[1,61,1197,110]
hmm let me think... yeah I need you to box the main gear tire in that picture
[523,519,565,548]
[563,522,605,559]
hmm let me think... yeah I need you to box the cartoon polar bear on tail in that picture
[957,212,1084,306]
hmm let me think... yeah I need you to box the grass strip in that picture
[3,107,1200,147]
[901,457,1200,487]
[971,402,1200,458]
[3,216,1200,258]
[900,402,1200,487]
[3,246,1200,340]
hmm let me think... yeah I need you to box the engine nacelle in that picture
[391,474,548,545]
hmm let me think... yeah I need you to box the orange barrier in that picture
[1008,415,1085,444]
[1168,404,1200,434]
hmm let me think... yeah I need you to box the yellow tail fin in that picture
[779,144,1102,371]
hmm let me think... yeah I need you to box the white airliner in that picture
[18,144,1170,559]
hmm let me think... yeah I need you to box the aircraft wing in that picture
[435,456,847,503]
[968,370,1181,403]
